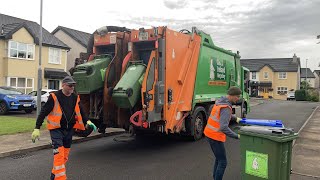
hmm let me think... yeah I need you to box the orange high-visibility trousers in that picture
[50,129,74,180]
[51,147,66,180]
[64,148,70,164]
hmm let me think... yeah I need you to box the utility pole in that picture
[305,59,308,81]
[36,0,43,116]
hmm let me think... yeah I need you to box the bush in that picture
[295,90,307,101]
[306,89,319,102]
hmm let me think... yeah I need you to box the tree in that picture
[300,81,311,89]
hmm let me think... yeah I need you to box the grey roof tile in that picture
[0,13,69,49]
[240,58,300,72]
[301,68,315,78]
[52,26,91,48]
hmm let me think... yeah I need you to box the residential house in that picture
[300,68,316,88]
[52,26,90,72]
[0,13,70,93]
[314,70,320,89]
[241,54,301,100]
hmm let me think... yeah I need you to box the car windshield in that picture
[0,87,23,95]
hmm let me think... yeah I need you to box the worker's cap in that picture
[227,86,242,96]
[62,76,76,84]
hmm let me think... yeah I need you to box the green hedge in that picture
[295,90,307,101]
[295,89,319,102]
[307,89,319,102]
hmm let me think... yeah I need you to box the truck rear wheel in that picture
[187,106,206,141]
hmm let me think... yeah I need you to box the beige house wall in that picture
[53,30,87,72]
[0,27,67,92]
[273,72,298,100]
[258,65,299,100]
[0,40,5,85]
[258,66,274,97]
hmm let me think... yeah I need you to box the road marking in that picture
[293,105,319,146]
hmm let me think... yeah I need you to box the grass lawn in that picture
[0,116,46,136]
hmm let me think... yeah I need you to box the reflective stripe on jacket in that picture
[47,93,85,130]
[204,104,231,142]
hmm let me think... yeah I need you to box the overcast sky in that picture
[1,0,320,70]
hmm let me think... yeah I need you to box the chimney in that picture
[292,53,298,63]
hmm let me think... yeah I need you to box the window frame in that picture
[277,87,288,95]
[264,72,269,79]
[8,41,35,60]
[7,77,34,94]
[47,79,60,90]
[48,47,62,64]
[252,72,257,80]
[278,72,287,79]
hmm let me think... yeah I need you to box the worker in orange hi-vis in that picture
[31,76,97,180]
[204,86,242,180]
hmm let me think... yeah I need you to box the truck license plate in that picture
[139,32,148,41]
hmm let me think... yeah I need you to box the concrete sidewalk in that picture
[291,106,320,180]
[0,128,124,158]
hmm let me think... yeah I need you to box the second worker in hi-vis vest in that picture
[204,86,242,180]
[31,76,97,180]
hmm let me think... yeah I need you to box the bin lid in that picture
[238,126,298,142]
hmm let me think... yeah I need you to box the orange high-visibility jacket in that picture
[204,104,231,142]
[46,93,85,130]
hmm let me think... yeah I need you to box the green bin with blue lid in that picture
[238,126,298,180]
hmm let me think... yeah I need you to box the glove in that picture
[31,129,40,143]
[238,134,240,139]
[86,120,97,132]
[236,117,242,123]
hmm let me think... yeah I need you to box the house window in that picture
[264,72,268,79]
[252,72,257,80]
[277,87,288,95]
[49,48,61,64]
[8,41,35,60]
[48,80,60,90]
[279,72,287,79]
[7,77,34,94]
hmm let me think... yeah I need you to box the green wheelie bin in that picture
[112,62,146,108]
[73,54,112,94]
[238,126,298,180]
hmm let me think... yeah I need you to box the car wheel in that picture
[0,101,8,115]
[25,109,33,114]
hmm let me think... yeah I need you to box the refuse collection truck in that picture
[72,26,131,135]
[108,26,250,140]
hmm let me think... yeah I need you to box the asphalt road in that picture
[0,100,318,180]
